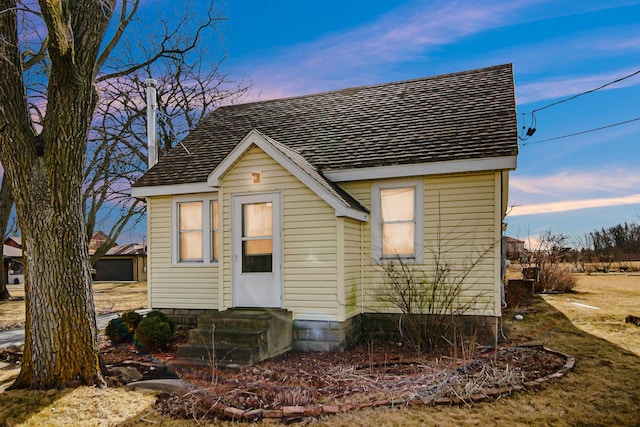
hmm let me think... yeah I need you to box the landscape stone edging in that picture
[197,345,576,423]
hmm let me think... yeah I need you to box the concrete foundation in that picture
[159,308,499,354]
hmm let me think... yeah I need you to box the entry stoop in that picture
[175,309,292,368]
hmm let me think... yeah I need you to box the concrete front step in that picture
[176,342,262,368]
[176,308,293,368]
[196,308,291,330]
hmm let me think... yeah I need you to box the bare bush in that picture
[524,231,576,293]
[536,263,577,294]
[377,246,491,353]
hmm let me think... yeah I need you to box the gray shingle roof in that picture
[133,64,517,188]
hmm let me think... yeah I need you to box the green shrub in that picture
[105,317,133,344]
[144,310,176,333]
[134,316,174,351]
[121,310,143,331]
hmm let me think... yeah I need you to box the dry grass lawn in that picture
[542,273,640,356]
[0,281,147,330]
[1,275,639,426]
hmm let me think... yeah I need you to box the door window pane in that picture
[243,202,272,237]
[242,202,273,273]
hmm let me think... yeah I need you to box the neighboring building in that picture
[93,243,147,282]
[88,231,109,254]
[132,64,518,353]
[506,237,526,261]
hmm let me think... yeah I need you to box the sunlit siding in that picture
[221,146,340,320]
[345,173,501,317]
[146,196,219,309]
[422,173,500,316]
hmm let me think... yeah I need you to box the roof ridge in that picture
[217,63,513,110]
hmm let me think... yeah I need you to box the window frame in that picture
[210,199,219,263]
[371,179,423,263]
[172,194,219,266]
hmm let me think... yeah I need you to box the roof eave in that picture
[324,155,517,182]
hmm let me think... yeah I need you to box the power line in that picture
[518,68,640,141]
[521,116,640,146]
[531,69,640,114]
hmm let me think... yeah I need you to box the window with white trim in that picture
[372,180,423,262]
[173,195,219,265]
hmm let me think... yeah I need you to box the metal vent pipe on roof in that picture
[145,78,158,169]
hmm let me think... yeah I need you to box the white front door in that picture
[232,193,282,307]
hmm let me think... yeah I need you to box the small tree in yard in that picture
[377,243,493,353]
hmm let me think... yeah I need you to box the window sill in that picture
[171,261,219,268]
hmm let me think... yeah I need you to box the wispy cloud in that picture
[241,0,542,100]
[517,67,640,105]
[509,193,640,216]
[511,168,640,198]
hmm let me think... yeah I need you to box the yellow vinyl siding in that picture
[423,173,499,316]
[343,218,364,319]
[344,173,500,317]
[146,196,219,309]
[221,146,339,320]
[147,154,501,320]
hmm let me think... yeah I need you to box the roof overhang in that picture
[131,182,214,198]
[324,155,517,182]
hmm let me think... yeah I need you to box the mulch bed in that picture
[147,338,572,422]
[2,331,574,423]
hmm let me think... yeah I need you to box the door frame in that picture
[231,191,283,308]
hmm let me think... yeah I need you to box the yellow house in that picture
[132,64,518,363]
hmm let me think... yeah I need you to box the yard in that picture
[1,274,639,425]
[0,281,148,331]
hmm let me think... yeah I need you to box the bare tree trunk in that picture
[10,160,104,388]
[1,0,228,389]
[0,0,113,389]
[0,176,13,300]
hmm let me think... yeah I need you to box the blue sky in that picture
[213,0,640,247]
[124,0,640,246]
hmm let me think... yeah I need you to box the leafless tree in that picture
[86,57,248,263]
[0,0,234,389]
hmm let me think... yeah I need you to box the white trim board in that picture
[325,156,517,182]
[132,182,215,198]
